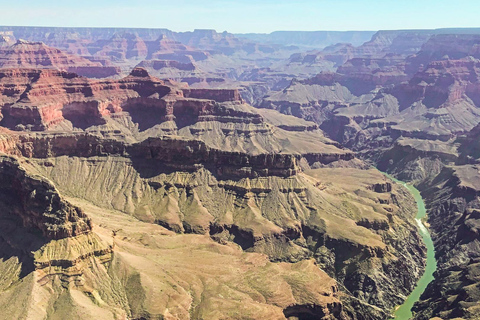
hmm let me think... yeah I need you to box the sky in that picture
[0,0,479,33]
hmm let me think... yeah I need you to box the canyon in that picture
[0,25,479,320]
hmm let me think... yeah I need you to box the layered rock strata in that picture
[0,40,121,78]
[0,62,427,319]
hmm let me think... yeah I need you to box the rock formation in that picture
[0,156,92,240]
[0,40,121,78]
[0,31,15,47]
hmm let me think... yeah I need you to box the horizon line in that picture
[2,25,480,35]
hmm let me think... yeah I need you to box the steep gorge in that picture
[0,65,429,319]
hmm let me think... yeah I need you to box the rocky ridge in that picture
[0,40,121,78]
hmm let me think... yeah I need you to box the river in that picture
[387,176,437,320]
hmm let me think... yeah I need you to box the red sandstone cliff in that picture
[0,67,243,130]
[0,40,100,69]
[0,40,121,78]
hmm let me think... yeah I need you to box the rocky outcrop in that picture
[406,34,480,75]
[5,25,479,320]
[0,26,297,66]
[0,40,94,69]
[0,31,15,47]
[0,156,92,239]
[354,30,433,57]
[337,56,409,86]
[0,59,421,319]
[183,88,243,102]
[137,59,196,71]
[26,154,423,319]
[361,57,480,143]
[393,57,480,109]
[89,32,148,60]
[175,29,280,56]
[0,40,122,78]
[367,103,480,319]
[0,132,353,179]
[0,154,112,295]
[146,35,190,56]
[242,29,480,320]
[66,65,121,78]
[0,67,245,130]
[267,55,480,152]
[0,134,352,320]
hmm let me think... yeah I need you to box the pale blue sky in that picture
[0,0,479,33]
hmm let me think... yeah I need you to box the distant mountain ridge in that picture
[236,30,376,48]
[237,28,480,49]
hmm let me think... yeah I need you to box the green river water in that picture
[387,175,437,320]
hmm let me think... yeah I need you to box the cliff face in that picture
[0,26,302,100]
[337,56,409,86]
[0,100,413,320]
[0,66,350,161]
[0,40,100,69]
[236,31,375,48]
[370,57,480,143]
[402,126,480,319]
[406,34,480,74]
[0,67,245,131]
[0,40,121,78]
[0,156,91,240]
[0,26,298,65]
[318,48,480,320]
[0,31,15,47]
[354,30,433,57]
[245,30,480,320]
[89,32,149,60]
[359,67,480,320]
[137,59,196,71]
[0,154,113,318]
[0,131,350,320]
[392,57,480,109]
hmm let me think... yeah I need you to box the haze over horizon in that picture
[1,0,479,33]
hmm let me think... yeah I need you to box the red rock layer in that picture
[90,32,148,60]
[390,57,480,109]
[0,40,122,78]
[337,56,409,85]
[0,67,243,130]
[0,40,101,69]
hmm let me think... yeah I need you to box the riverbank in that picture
[387,176,437,320]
